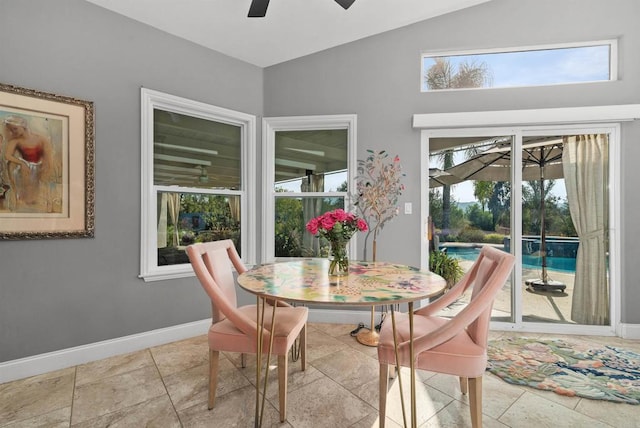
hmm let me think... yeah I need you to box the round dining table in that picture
[237,258,446,428]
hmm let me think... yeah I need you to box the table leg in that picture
[255,297,263,428]
[409,302,416,428]
[254,297,278,428]
[390,307,408,428]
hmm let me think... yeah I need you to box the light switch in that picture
[404,202,412,214]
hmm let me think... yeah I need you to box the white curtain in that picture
[167,193,181,247]
[302,174,325,255]
[562,134,609,325]
[228,196,240,223]
[157,193,168,248]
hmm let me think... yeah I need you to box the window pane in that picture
[429,136,513,321]
[153,109,241,189]
[157,191,241,266]
[422,43,612,91]
[274,195,345,257]
[274,129,348,192]
[522,135,609,326]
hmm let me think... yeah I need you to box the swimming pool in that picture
[442,245,576,274]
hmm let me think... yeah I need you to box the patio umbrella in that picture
[430,138,567,291]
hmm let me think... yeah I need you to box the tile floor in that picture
[2,323,640,427]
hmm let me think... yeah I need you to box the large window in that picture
[421,40,616,92]
[140,89,255,281]
[262,115,357,262]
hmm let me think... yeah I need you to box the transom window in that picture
[140,89,255,281]
[421,40,616,92]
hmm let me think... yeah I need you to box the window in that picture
[140,89,255,281]
[421,40,616,92]
[262,115,357,262]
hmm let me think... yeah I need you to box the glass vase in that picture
[328,240,349,276]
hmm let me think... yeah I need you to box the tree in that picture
[424,58,492,90]
[473,181,494,211]
[488,181,511,230]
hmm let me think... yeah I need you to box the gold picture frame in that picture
[0,83,94,239]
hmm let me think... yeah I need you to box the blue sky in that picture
[422,44,611,91]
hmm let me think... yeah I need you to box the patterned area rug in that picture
[487,337,640,404]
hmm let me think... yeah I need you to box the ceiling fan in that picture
[248,0,356,18]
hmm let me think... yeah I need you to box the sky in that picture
[422,43,611,91]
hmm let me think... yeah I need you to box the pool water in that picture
[443,246,576,274]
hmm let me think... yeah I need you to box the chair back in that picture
[187,240,255,335]
[461,246,515,346]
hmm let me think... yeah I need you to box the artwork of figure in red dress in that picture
[1,114,62,213]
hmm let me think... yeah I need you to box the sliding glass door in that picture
[426,126,615,333]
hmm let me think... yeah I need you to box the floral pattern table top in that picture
[237,259,446,305]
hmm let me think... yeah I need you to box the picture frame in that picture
[0,83,95,239]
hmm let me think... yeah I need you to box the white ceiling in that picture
[85,0,491,67]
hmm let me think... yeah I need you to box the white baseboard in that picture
[618,323,640,339]
[0,319,211,384]
[307,307,376,325]
[0,308,372,384]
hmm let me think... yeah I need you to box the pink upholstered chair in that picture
[378,245,515,428]
[186,240,308,422]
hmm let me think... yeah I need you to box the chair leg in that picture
[468,376,483,428]
[278,354,288,422]
[459,376,468,395]
[379,363,389,428]
[240,353,247,368]
[300,324,307,371]
[208,350,220,410]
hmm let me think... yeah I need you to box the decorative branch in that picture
[353,150,405,261]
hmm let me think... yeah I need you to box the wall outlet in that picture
[404,202,412,215]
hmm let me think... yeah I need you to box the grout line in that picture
[69,366,77,427]
[148,347,183,427]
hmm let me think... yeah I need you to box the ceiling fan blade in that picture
[248,0,270,17]
[335,0,356,9]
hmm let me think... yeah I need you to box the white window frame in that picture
[420,39,618,92]
[140,88,256,281]
[262,114,357,263]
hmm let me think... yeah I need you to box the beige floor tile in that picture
[305,328,351,362]
[476,374,526,418]
[575,397,640,427]
[163,358,251,411]
[150,335,208,378]
[71,365,165,425]
[2,406,70,428]
[177,384,287,428]
[75,349,154,386]
[382,376,453,427]
[350,411,403,428]
[498,391,613,428]
[70,395,179,428]
[421,399,508,428]
[283,377,374,428]
[311,347,379,391]
[0,368,74,426]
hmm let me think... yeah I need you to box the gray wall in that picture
[264,0,640,322]
[1,0,639,363]
[0,0,263,362]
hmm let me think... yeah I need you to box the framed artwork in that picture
[0,83,94,239]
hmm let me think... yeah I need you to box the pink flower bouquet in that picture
[305,209,368,243]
